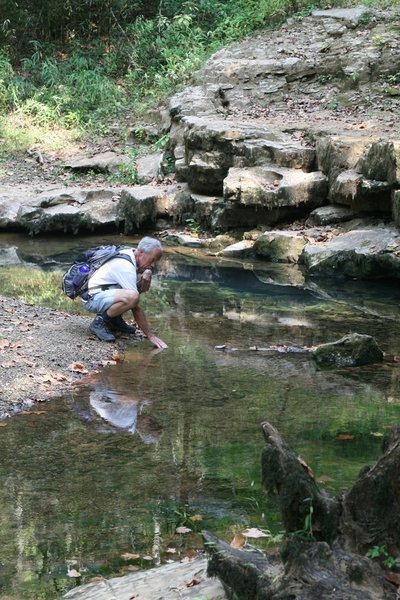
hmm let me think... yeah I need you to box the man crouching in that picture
[82,236,167,349]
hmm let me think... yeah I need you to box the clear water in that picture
[1,233,400,599]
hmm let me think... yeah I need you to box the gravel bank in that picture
[0,295,142,419]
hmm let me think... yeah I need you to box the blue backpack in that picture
[62,244,133,299]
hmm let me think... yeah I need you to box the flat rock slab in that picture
[64,151,127,172]
[62,558,227,600]
[312,7,369,24]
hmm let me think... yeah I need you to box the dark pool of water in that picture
[1,233,400,598]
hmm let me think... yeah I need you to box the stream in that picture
[1,232,400,599]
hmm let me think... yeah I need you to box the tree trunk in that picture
[204,422,400,600]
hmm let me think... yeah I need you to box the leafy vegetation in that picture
[1,0,395,153]
[366,545,400,570]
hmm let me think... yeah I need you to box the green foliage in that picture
[0,0,397,143]
[152,133,170,151]
[0,52,18,111]
[366,545,399,570]
[185,218,204,235]
[16,46,125,129]
[294,497,315,539]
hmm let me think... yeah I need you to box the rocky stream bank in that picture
[1,6,400,281]
[0,295,146,419]
[1,5,400,600]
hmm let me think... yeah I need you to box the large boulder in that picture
[330,169,392,214]
[136,152,164,184]
[17,188,120,235]
[224,166,327,210]
[312,333,384,368]
[117,185,192,232]
[2,184,192,235]
[306,205,355,226]
[0,186,37,229]
[316,135,374,186]
[359,140,400,185]
[254,231,308,263]
[302,227,400,279]
[177,117,316,195]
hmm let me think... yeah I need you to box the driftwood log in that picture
[204,422,400,599]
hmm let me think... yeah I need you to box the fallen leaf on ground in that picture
[68,362,89,374]
[1,361,16,368]
[175,526,192,534]
[166,547,177,553]
[385,571,400,585]
[67,568,81,578]
[336,434,354,440]
[39,375,67,386]
[99,359,118,367]
[230,532,245,548]
[19,358,36,367]
[142,555,153,561]
[317,475,334,483]
[180,556,191,564]
[120,553,140,560]
[243,528,268,539]
[51,373,69,382]
[0,339,11,350]
[185,578,200,588]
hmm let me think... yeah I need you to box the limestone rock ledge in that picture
[61,558,226,600]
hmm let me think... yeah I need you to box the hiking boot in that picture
[109,315,137,335]
[89,316,116,342]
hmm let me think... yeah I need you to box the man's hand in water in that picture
[148,333,168,349]
[137,268,152,293]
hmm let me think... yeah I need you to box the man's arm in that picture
[132,305,168,349]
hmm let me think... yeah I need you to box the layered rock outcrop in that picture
[1,6,399,280]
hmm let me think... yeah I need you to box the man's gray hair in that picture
[137,236,163,254]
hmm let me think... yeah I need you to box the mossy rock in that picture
[312,333,384,368]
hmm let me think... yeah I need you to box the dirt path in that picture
[0,295,143,419]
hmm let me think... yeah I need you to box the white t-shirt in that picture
[88,248,137,293]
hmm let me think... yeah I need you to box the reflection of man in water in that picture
[89,386,162,444]
[87,348,164,443]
